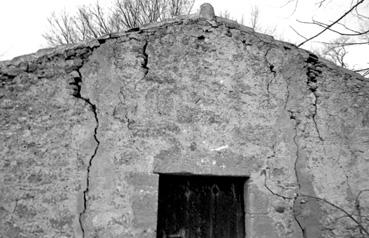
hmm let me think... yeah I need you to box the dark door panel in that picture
[157,175,246,238]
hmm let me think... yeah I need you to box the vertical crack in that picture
[264,47,277,104]
[311,93,322,141]
[288,111,300,192]
[289,110,307,238]
[306,53,324,142]
[133,38,150,87]
[284,74,301,194]
[266,63,276,100]
[68,69,100,238]
[294,212,307,238]
[284,80,290,110]
[141,40,149,77]
[284,71,306,237]
[124,38,149,130]
[78,94,100,238]
[265,47,277,78]
[286,53,328,238]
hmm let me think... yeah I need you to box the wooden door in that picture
[157,175,246,238]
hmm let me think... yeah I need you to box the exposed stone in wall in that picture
[0,44,100,237]
[1,10,369,238]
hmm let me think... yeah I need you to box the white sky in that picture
[0,0,368,69]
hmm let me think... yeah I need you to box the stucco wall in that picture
[1,13,369,238]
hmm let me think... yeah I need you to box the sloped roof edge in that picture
[0,11,281,66]
[0,4,366,81]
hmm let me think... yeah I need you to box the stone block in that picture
[132,193,157,229]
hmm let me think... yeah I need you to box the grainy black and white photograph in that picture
[1,0,369,237]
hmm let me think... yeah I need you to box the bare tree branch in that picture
[281,0,299,15]
[298,19,369,36]
[354,67,369,72]
[316,0,330,8]
[290,25,308,39]
[44,0,194,46]
[297,0,365,47]
[336,21,364,34]
[354,4,369,20]
[321,41,369,46]
[250,6,259,30]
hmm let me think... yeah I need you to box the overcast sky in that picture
[0,0,368,69]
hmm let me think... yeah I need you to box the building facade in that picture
[1,5,369,238]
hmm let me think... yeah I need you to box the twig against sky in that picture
[281,0,299,16]
[297,19,369,36]
[297,0,365,47]
[290,25,308,40]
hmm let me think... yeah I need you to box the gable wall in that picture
[1,17,369,238]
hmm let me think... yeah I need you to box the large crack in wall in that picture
[72,71,100,238]
[289,53,327,238]
[285,70,306,237]
[0,38,109,237]
[63,43,105,237]
[141,40,149,77]
[78,101,100,238]
[305,53,324,142]
[67,34,150,236]
[265,47,277,105]
[290,110,306,238]
[257,43,308,237]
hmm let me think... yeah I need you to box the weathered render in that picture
[1,6,369,238]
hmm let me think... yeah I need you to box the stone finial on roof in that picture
[199,3,215,20]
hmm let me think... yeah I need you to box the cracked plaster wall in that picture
[1,15,369,238]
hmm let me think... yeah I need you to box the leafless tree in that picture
[218,10,239,22]
[43,0,195,46]
[219,6,277,38]
[289,0,369,77]
[315,37,349,68]
[249,6,259,30]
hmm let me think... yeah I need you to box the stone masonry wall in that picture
[1,12,369,238]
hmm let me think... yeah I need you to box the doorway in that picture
[156,174,247,238]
